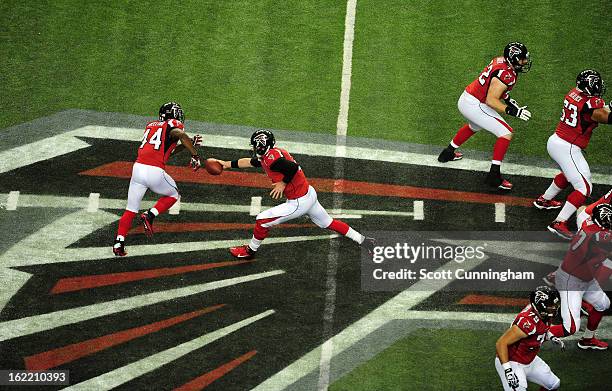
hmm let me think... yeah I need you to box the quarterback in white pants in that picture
[214,129,374,259]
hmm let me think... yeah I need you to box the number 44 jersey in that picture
[556,88,606,149]
[136,119,184,169]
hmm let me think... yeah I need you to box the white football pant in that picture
[495,356,560,391]
[458,91,513,137]
[126,162,179,212]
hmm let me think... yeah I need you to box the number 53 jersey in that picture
[136,119,184,169]
[556,87,606,149]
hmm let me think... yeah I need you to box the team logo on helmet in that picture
[253,133,269,148]
[534,290,549,304]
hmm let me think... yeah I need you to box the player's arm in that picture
[487,77,531,121]
[214,158,260,169]
[169,129,201,171]
[172,134,202,154]
[268,158,299,200]
[590,105,612,124]
[496,325,527,364]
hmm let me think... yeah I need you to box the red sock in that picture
[451,124,476,147]
[567,190,587,208]
[548,324,566,337]
[152,196,178,215]
[327,219,349,235]
[553,173,569,188]
[253,217,277,240]
[117,210,137,238]
[587,309,605,332]
[492,137,511,163]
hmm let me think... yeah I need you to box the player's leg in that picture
[438,91,481,162]
[579,281,610,350]
[524,356,560,391]
[494,358,528,391]
[230,196,311,259]
[140,168,180,238]
[113,166,149,256]
[556,276,584,336]
[305,187,374,253]
[547,136,592,238]
[533,171,566,210]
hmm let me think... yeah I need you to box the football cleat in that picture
[230,245,256,260]
[547,221,573,240]
[542,271,556,287]
[533,196,562,210]
[361,237,376,256]
[437,147,463,163]
[140,211,155,238]
[113,240,127,257]
[577,337,608,350]
[485,172,513,190]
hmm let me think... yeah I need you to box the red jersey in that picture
[465,56,517,103]
[555,88,606,149]
[136,119,183,169]
[584,189,612,217]
[561,221,612,281]
[260,148,309,199]
[507,304,549,364]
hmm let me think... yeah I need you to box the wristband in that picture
[505,105,518,117]
[502,362,512,370]
[231,160,239,169]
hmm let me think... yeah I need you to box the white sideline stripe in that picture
[254,254,487,391]
[0,271,283,342]
[413,200,424,220]
[87,192,100,212]
[0,193,413,217]
[73,125,612,185]
[250,196,262,216]
[6,191,19,210]
[328,214,361,219]
[62,310,275,391]
[495,202,506,223]
[169,198,180,215]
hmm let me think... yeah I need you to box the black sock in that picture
[489,164,501,175]
[146,210,156,221]
[447,144,456,152]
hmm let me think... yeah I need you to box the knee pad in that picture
[592,294,610,312]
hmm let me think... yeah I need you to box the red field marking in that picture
[173,350,257,391]
[80,161,534,207]
[51,260,253,294]
[129,222,313,234]
[24,305,225,370]
[458,294,529,307]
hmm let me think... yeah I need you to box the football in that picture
[204,159,223,175]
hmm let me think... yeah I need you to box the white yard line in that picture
[318,2,358,390]
[62,310,275,391]
[0,272,283,342]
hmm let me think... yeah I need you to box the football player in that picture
[495,286,563,391]
[576,188,612,229]
[112,102,202,256]
[534,70,611,239]
[212,129,375,259]
[438,42,532,191]
[550,203,611,350]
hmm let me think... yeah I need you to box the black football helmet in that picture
[159,102,185,123]
[576,69,606,97]
[250,129,276,158]
[504,42,532,73]
[530,286,560,324]
[593,203,612,229]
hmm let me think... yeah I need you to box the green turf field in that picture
[330,328,608,391]
[2,1,610,164]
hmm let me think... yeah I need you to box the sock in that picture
[450,124,475,148]
[489,163,501,174]
[249,236,262,251]
[328,220,365,243]
[556,190,586,221]
[543,173,569,200]
[548,324,566,337]
[117,210,137,238]
[583,328,595,339]
[492,137,511,164]
[151,196,177,216]
[586,309,604,335]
